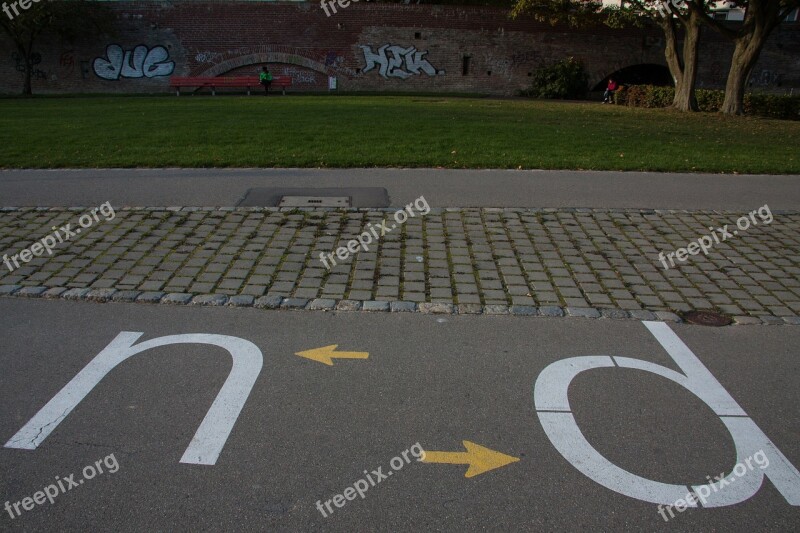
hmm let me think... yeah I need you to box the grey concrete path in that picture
[2,168,799,209]
[1,206,798,324]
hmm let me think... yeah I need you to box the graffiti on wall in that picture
[93,44,175,80]
[751,69,781,87]
[324,51,359,78]
[195,50,223,64]
[58,51,76,79]
[483,53,512,78]
[12,52,48,80]
[324,51,342,67]
[359,44,444,80]
[281,66,317,84]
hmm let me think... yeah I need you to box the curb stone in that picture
[566,307,601,318]
[137,292,166,304]
[362,301,390,312]
[335,300,362,312]
[192,294,229,306]
[0,290,795,325]
[111,291,142,303]
[601,308,629,319]
[280,298,310,310]
[419,303,454,314]
[539,306,565,317]
[17,286,47,297]
[308,298,337,311]
[86,289,117,302]
[62,288,91,300]
[228,295,255,307]
[733,316,762,325]
[254,295,283,309]
[629,310,658,321]
[654,311,682,323]
[43,287,68,299]
[390,301,416,313]
[163,293,194,305]
[0,285,21,295]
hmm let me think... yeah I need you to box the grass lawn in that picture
[0,95,797,173]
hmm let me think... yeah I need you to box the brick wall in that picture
[1,1,797,95]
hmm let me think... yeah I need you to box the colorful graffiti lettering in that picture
[359,44,443,80]
[93,44,175,81]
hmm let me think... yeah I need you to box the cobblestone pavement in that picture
[1,206,799,324]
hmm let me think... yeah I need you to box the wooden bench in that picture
[169,76,293,96]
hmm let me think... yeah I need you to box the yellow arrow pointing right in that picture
[295,345,369,366]
[422,440,520,478]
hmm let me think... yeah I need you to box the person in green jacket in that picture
[259,66,273,95]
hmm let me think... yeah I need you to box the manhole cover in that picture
[238,187,389,208]
[278,196,351,208]
[682,310,733,327]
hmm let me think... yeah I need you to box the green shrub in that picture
[696,89,724,112]
[521,58,589,100]
[745,93,800,120]
[618,84,800,120]
[615,85,673,107]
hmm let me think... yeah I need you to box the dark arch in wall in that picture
[592,63,673,91]
[197,52,332,78]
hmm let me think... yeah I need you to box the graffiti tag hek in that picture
[359,44,444,80]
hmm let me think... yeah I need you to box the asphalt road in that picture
[1,298,798,531]
[2,168,800,209]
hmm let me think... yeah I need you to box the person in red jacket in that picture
[603,78,618,104]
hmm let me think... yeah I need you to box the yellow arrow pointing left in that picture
[295,345,369,366]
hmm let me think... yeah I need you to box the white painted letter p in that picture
[534,321,800,507]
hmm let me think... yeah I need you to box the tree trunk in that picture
[660,17,683,92]
[672,13,701,112]
[19,40,33,96]
[720,31,767,115]
[22,62,32,96]
[658,12,700,112]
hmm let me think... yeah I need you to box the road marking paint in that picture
[422,440,519,478]
[295,345,368,366]
[4,332,263,466]
[534,321,800,507]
